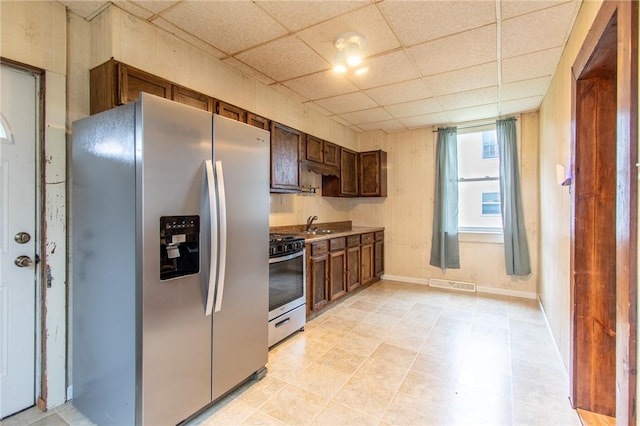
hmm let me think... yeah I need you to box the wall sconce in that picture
[333,32,368,76]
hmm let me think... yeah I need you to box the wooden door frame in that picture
[570,1,638,424]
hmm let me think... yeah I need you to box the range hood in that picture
[301,160,339,177]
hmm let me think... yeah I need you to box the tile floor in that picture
[2,280,582,426]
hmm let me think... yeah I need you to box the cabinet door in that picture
[310,254,329,312]
[305,135,324,163]
[172,86,214,112]
[359,150,387,197]
[118,63,172,105]
[341,148,358,196]
[324,141,340,167]
[247,113,270,130]
[361,243,374,285]
[329,250,347,301]
[347,246,361,291]
[216,100,247,122]
[374,240,384,278]
[270,122,301,192]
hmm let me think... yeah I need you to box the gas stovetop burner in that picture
[269,234,305,258]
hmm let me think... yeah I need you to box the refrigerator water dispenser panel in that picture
[160,215,200,280]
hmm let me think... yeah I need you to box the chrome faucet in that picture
[306,215,318,231]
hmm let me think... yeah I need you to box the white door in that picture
[0,64,38,418]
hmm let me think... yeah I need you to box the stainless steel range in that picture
[268,234,306,347]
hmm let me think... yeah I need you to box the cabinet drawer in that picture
[375,231,384,241]
[329,237,346,251]
[347,235,360,247]
[361,233,374,244]
[311,240,328,255]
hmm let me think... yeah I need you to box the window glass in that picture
[457,127,502,232]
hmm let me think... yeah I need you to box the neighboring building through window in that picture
[457,126,502,232]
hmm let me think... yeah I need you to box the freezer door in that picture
[139,94,213,425]
[212,115,270,400]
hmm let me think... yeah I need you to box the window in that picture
[482,131,498,158]
[457,126,502,232]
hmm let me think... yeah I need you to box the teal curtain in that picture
[430,127,460,270]
[497,118,531,276]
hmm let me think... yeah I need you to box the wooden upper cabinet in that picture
[305,135,324,163]
[215,100,247,122]
[172,86,214,112]
[118,63,172,105]
[322,147,358,197]
[324,142,340,167]
[270,122,302,192]
[247,113,270,130]
[340,148,359,196]
[90,59,171,114]
[359,150,387,197]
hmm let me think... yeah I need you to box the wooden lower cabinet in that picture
[374,231,384,278]
[347,246,361,291]
[309,253,329,313]
[306,231,383,316]
[329,250,347,300]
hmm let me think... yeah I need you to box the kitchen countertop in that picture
[297,226,384,243]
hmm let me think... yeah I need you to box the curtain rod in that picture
[432,117,517,133]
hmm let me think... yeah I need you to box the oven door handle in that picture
[204,160,217,316]
[269,249,304,264]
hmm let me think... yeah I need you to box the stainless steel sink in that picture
[298,229,334,236]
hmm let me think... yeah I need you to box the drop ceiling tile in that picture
[315,92,377,115]
[502,2,578,58]
[502,48,562,83]
[501,77,550,101]
[348,50,420,90]
[296,5,400,64]
[501,0,573,19]
[330,115,353,126]
[222,57,275,85]
[339,107,393,125]
[378,1,496,46]
[359,119,406,132]
[424,62,498,96]
[282,71,359,100]
[305,101,333,116]
[235,36,329,82]
[255,0,367,32]
[500,96,543,115]
[129,0,179,15]
[407,25,497,76]
[364,79,432,106]
[436,86,498,110]
[445,103,499,123]
[398,112,449,129]
[159,0,288,54]
[384,98,441,119]
[114,1,154,19]
[271,84,309,104]
[153,17,227,59]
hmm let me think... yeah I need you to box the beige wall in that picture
[353,113,540,297]
[538,0,603,369]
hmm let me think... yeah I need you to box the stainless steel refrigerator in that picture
[72,93,269,425]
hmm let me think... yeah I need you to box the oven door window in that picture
[269,254,304,312]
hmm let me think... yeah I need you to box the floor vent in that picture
[428,278,477,293]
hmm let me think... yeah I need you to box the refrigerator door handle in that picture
[204,160,217,316]
[214,160,227,313]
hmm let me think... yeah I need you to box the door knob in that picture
[14,232,31,244]
[15,256,33,268]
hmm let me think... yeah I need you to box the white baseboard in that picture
[380,275,537,300]
[476,285,537,300]
[380,274,428,285]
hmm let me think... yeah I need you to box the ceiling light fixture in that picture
[333,32,367,76]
